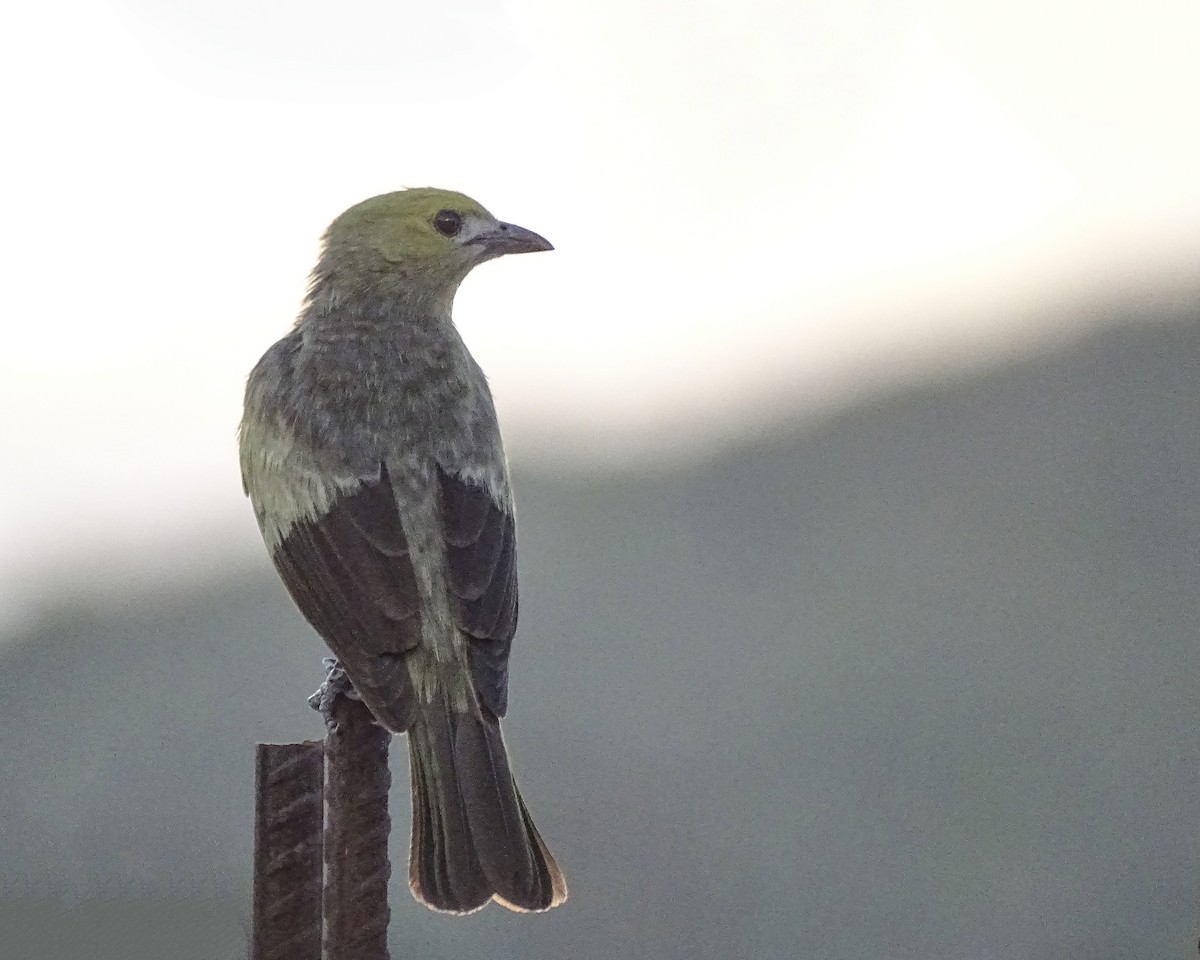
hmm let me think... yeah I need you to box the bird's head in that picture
[321,188,552,293]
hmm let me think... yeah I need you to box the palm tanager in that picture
[239,188,567,914]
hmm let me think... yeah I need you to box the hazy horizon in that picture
[4,275,1196,638]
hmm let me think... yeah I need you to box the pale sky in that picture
[2,0,1199,625]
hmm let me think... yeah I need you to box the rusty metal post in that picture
[253,741,325,960]
[323,696,393,960]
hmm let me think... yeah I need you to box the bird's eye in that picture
[433,210,463,237]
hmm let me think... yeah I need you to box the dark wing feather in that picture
[438,466,518,717]
[272,463,421,731]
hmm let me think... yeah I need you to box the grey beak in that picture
[468,221,554,257]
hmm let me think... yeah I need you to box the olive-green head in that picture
[322,187,552,287]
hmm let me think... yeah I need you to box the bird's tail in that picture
[406,690,567,914]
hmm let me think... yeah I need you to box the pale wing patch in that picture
[239,413,365,551]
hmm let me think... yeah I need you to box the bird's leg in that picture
[308,656,362,732]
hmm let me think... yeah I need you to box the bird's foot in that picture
[307,656,361,732]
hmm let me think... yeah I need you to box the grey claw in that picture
[308,657,360,731]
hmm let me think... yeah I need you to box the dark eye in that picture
[433,209,463,237]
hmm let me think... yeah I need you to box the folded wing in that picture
[271,463,422,731]
[438,465,518,718]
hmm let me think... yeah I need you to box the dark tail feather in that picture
[407,697,491,912]
[407,692,567,914]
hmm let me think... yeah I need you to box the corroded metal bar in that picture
[323,697,393,960]
[253,740,325,960]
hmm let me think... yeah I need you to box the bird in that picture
[238,187,567,914]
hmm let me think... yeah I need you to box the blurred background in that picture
[2,1,1198,958]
